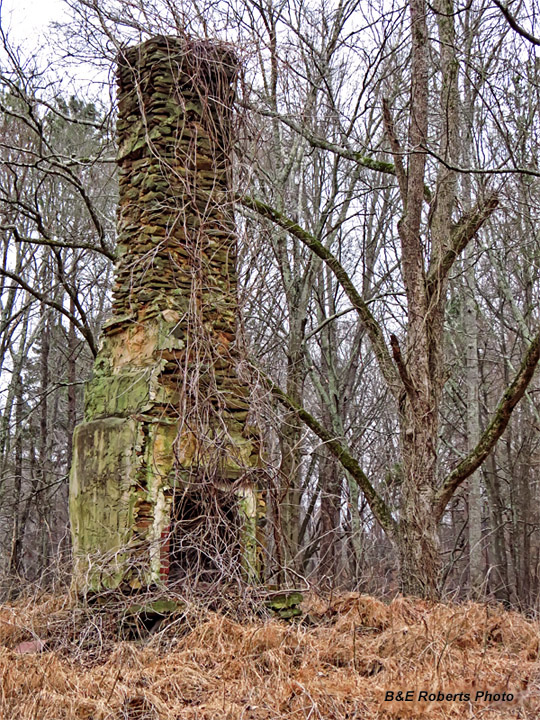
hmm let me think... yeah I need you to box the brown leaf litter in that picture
[0,592,538,719]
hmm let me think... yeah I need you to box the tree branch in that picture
[2,225,116,261]
[424,144,540,177]
[382,98,408,206]
[243,101,432,201]
[239,193,402,398]
[241,101,396,174]
[491,0,540,46]
[426,192,499,298]
[390,334,416,399]
[0,268,98,357]
[269,379,397,534]
[434,326,540,520]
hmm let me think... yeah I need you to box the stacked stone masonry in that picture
[69,37,261,593]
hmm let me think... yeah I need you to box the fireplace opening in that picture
[168,486,242,588]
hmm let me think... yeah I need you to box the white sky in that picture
[0,0,66,47]
[0,0,114,98]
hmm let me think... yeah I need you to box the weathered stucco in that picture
[70,36,262,594]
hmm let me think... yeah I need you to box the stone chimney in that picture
[69,36,261,593]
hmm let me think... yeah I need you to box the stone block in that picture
[69,417,143,591]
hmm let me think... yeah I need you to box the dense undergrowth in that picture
[0,592,539,719]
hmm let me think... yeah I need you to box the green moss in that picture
[85,372,152,421]
[156,316,186,352]
[265,592,304,619]
[70,417,144,592]
[238,487,259,582]
[125,599,184,615]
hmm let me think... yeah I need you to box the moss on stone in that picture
[69,417,144,592]
[70,37,261,596]
[265,592,304,620]
[238,487,259,582]
[84,372,152,421]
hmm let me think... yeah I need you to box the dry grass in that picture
[0,592,539,719]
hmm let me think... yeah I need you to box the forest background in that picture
[1,0,540,607]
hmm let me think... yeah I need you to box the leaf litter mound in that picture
[0,592,539,719]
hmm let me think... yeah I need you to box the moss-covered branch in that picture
[426,193,498,298]
[435,326,540,520]
[242,103,432,202]
[242,103,395,173]
[269,380,397,535]
[239,194,402,399]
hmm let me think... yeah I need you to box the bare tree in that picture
[2,0,540,601]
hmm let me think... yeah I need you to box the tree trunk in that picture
[318,451,341,587]
[398,419,441,597]
[278,318,306,573]
[484,451,510,604]
[8,370,24,580]
[38,300,50,577]
[66,293,77,467]
[465,252,483,595]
